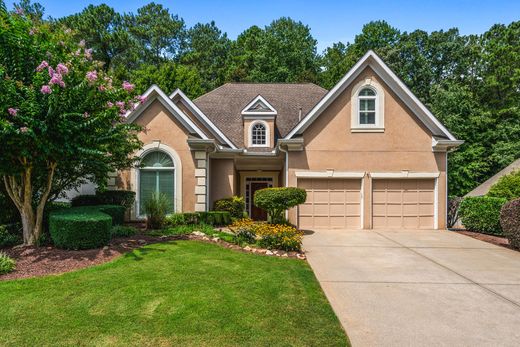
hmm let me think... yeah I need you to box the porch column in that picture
[194,151,207,212]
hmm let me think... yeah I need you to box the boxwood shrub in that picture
[459,196,507,235]
[165,211,232,227]
[49,209,112,250]
[500,198,520,249]
[214,196,245,219]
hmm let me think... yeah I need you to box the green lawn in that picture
[0,241,349,347]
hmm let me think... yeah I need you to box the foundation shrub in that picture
[500,198,520,249]
[214,196,245,219]
[0,252,16,274]
[254,187,306,224]
[459,196,507,235]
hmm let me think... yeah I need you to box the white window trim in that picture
[295,170,365,178]
[351,78,385,132]
[248,120,270,147]
[134,142,182,219]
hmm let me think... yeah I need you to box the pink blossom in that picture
[106,101,114,108]
[98,85,106,92]
[7,108,18,116]
[49,73,65,87]
[48,66,55,77]
[86,70,98,82]
[122,81,135,91]
[137,95,147,104]
[56,63,69,75]
[36,61,49,72]
[83,112,89,118]
[119,108,127,115]
[115,101,125,108]
[19,127,28,133]
[79,40,86,47]
[41,85,52,94]
[84,48,93,60]
[74,49,81,57]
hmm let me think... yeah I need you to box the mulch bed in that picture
[1,233,304,281]
[454,229,513,249]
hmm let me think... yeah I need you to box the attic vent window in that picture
[249,101,272,112]
[241,95,277,117]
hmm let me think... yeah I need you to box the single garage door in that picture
[298,178,362,229]
[372,179,435,229]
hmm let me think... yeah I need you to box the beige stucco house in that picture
[115,51,462,230]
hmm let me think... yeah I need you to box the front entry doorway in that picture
[245,177,274,221]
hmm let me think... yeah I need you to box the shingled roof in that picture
[193,83,328,148]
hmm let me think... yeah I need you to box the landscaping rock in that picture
[266,250,274,256]
[244,246,252,251]
[138,240,146,244]
[282,253,288,257]
[296,254,306,260]
[103,246,109,250]
[202,236,210,241]
[192,231,205,237]
[212,237,220,242]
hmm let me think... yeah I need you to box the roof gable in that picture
[285,50,459,142]
[241,95,277,116]
[125,85,209,140]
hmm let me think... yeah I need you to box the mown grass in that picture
[0,241,349,347]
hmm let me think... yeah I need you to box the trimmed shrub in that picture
[182,212,199,224]
[459,196,507,235]
[488,170,520,201]
[198,211,232,226]
[500,198,520,249]
[143,193,171,229]
[97,205,125,226]
[111,225,138,237]
[49,209,112,250]
[96,190,136,209]
[254,187,307,224]
[0,224,22,248]
[165,213,186,227]
[214,196,245,219]
[447,196,462,228]
[71,194,100,207]
[0,252,16,275]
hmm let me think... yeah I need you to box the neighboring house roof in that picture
[285,50,459,142]
[193,83,328,147]
[465,158,520,197]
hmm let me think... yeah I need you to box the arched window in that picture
[251,122,267,146]
[358,87,377,125]
[139,151,175,215]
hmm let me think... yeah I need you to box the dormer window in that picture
[351,79,385,132]
[249,120,269,147]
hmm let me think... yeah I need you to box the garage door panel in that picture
[298,178,361,229]
[372,179,435,229]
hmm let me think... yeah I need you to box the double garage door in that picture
[298,178,435,230]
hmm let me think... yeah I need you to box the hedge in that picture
[49,209,112,250]
[254,187,307,224]
[500,198,520,249]
[213,196,245,219]
[72,205,125,226]
[487,170,520,201]
[165,211,232,227]
[459,196,507,235]
[96,190,136,209]
[71,194,99,207]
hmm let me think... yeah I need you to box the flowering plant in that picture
[0,6,143,245]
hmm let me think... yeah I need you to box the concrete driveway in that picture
[303,229,520,346]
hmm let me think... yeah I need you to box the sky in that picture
[14,0,520,52]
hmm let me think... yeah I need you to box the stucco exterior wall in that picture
[117,99,198,216]
[209,158,236,208]
[287,67,447,229]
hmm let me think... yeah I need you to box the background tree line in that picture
[11,0,520,197]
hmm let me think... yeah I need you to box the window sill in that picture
[351,127,385,133]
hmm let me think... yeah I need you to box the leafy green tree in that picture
[182,21,231,91]
[0,6,142,245]
[226,25,264,81]
[125,2,186,64]
[131,61,204,98]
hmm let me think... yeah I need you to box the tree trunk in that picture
[3,161,56,246]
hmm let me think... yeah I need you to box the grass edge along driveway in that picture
[0,240,349,347]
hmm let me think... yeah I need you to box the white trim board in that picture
[126,85,208,139]
[285,50,458,141]
[295,171,365,179]
[170,88,237,149]
[370,172,440,179]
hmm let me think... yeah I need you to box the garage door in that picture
[372,179,435,229]
[298,178,362,229]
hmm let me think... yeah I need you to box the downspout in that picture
[278,143,289,219]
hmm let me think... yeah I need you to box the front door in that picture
[250,182,269,221]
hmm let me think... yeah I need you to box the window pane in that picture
[359,88,376,96]
[141,151,174,168]
[252,123,266,145]
[359,99,375,111]
[159,170,175,213]
[359,111,376,125]
[139,171,156,215]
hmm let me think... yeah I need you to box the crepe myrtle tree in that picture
[0,6,143,245]
[254,187,307,224]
